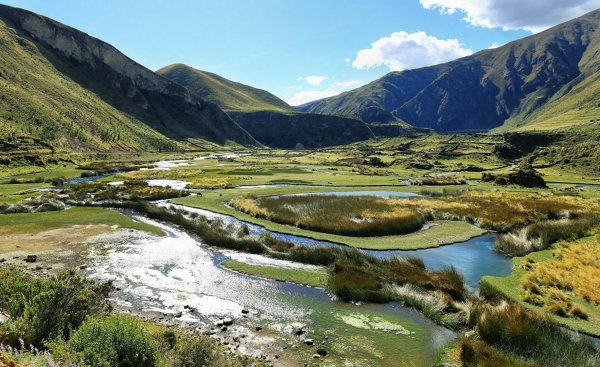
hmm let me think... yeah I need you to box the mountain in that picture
[158,64,379,148]
[300,9,600,133]
[157,64,291,113]
[0,4,257,152]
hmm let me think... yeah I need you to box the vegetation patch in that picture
[230,195,426,237]
[482,164,547,188]
[482,235,600,336]
[189,177,233,189]
[521,235,600,319]
[0,206,163,236]
[401,190,600,231]
[222,259,328,287]
[0,267,265,367]
[495,215,600,256]
[466,301,600,367]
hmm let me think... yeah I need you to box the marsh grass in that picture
[0,196,65,214]
[67,182,187,202]
[189,177,233,189]
[404,191,600,231]
[495,215,600,256]
[409,176,466,186]
[230,195,425,237]
[520,234,600,319]
[471,301,600,367]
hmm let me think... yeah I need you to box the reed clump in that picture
[495,215,600,256]
[230,195,426,237]
[469,301,600,366]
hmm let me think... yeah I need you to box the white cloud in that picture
[298,75,327,86]
[420,0,600,33]
[286,89,343,106]
[352,31,472,72]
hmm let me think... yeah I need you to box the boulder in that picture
[24,255,37,263]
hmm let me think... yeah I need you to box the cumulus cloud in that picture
[298,75,327,86]
[286,89,343,106]
[420,0,600,33]
[352,31,472,71]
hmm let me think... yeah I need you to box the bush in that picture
[172,335,223,367]
[67,315,156,367]
[0,268,113,347]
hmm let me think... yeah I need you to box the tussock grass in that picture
[230,195,425,237]
[0,196,65,214]
[189,177,233,189]
[471,301,600,367]
[521,234,600,319]
[67,182,187,202]
[404,190,600,231]
[495,215,600,256]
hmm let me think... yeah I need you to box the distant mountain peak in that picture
[300,8,600,133]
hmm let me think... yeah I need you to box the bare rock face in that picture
[0,4,258,147]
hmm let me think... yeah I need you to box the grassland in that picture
[0,207,163,236]
[222,260,328,287]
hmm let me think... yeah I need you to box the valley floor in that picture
[0,142,599,367]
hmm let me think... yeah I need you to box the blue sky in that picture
[3,0,599,105]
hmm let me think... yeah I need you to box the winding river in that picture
[75,160,514,366]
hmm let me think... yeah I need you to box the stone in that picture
[24,255,37,263]
[223,317,234,326]
[255,326,263,331]
[304,339,314,346]
[241,308,250,314]
[317,348,328,356]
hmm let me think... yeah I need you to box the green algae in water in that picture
[334,312,413,335]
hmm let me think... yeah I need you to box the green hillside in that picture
[0,5,257,152]
[157,64,292,112]
[300,9,600,133]
[159,63,380,148]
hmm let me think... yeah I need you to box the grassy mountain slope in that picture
[157,64,291,112]
[0,5,257,152]
[300,9,600,133]
[159,63,378,148]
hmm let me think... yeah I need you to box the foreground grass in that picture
[0,267,265,367]
[482,234,600,336]
[222,260,328,287]
[0,207,163,236]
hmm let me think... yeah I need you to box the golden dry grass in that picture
[398,191,600,229]
[522,234,600,319]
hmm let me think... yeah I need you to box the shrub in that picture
[171,335,223,367]
[0,268,113,347]
[67,315,156,367]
